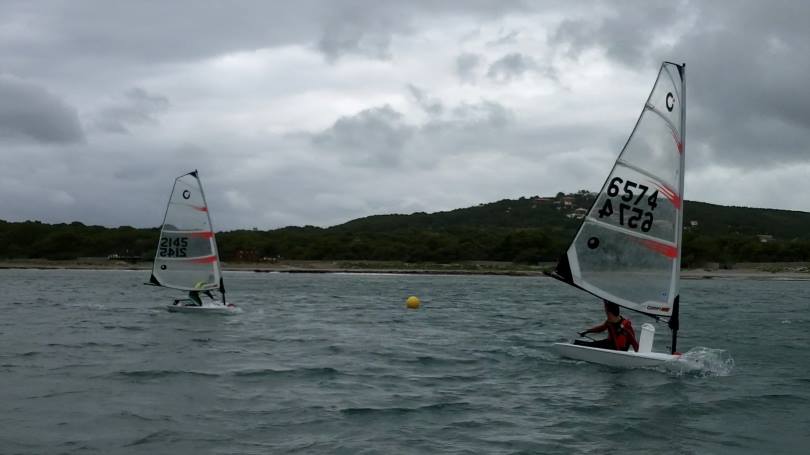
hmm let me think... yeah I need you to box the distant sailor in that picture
[185,290,215,306]
[574,300,639,352]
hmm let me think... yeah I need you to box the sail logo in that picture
[646,305,671,312]
[666,92,674,111]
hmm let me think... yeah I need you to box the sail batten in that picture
[150,171,223,293]
[158,254,219,262]
[584,217,678,246]
[550,62,685,319]
[615,159,673,189]
[645,104,680,135]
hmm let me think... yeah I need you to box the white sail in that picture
[149,170,224,294]
[552,62,685,318]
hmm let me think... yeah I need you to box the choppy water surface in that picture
[1,269,808,454]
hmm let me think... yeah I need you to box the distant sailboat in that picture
[148,170,235,313]
[548,62,686,367]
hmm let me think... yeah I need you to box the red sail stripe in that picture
[192,205,208,212]
[189,231,214,239]
[671,131,683,154]
[656,183,682,209]
[636,239,677,259]
[190,255,217,264]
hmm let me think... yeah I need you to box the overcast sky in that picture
[1,1,808,230]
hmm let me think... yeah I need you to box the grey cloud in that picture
[310,96,515,173]
[449,101,513,129]
[548,1,810,167]
[312,105,414,167]
[0,75,84,144]
[672,2,810,167]
[407,85,443,116]
[416,99,516,161]
[93,87,169,134]
[550,2,683,66]
[486,53,555,83]
[318,20,393,62]
[0,0,529,76]
[487,53,535,82]
[315,2,527,62]
[456,53,482,83]
[486,29,520,47]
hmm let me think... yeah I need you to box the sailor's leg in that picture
[188,292,202,306]
[574,338,615,349]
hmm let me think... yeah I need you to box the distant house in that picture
[562,196,575,207]
[565,208,587,220]
[236,249,260,261]
[757,234,774,243]
[690,220,699,227]
[107,253,141,263]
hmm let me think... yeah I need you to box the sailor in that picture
[187,290,214,306]
[574,300,639,351]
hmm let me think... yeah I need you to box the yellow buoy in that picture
[406,295,421,309]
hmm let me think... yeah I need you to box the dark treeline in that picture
[3,194,810,266]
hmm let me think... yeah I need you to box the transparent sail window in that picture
[571,221,676,313]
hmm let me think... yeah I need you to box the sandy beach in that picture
[2,259,810,280]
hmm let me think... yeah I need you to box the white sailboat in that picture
[548,62,686,367]
[148,170,236,313]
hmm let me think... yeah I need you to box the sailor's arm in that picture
[580,322,607,336]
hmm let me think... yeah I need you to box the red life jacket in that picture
[607,317,634,351]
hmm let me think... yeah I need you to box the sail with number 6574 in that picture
[549,62,685,348]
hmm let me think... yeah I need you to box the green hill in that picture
[2,193,809,266]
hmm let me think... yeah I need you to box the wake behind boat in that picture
[166,301,236,314]
[147,170,236,313]
[547,62,687,368]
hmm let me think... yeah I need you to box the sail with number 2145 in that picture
[149,170,225,298]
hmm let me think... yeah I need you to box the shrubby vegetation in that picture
[2,194,810,266]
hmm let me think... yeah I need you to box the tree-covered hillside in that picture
[2,193,809,266]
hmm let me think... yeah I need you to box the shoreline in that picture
[2,259,810,280]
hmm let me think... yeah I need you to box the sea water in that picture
[0,269,808,454]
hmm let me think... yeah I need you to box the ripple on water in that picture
[339,401,474,416]
[112,369,220,380]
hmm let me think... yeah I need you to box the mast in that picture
[668,62,686,354]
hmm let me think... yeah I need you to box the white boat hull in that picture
[553,342,680,368]
[166,303,237,314]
